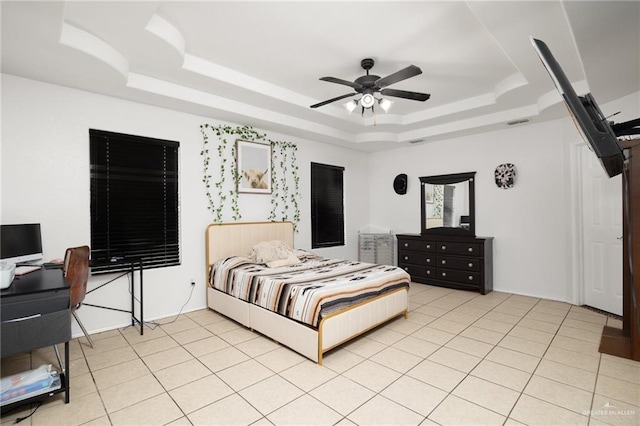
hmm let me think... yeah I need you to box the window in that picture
[90,129,180,273]
[311,162,345,248]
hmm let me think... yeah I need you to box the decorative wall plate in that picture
[495,163,516,189]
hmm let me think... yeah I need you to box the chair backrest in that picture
[63,246,90,308]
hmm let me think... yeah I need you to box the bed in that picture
[205,221,410,364]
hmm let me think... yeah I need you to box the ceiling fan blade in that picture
[320,76,363,90]
[310,93,357,109]
[381,88,431,102]
[375,65,422,88]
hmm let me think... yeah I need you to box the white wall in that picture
[1,74,369,336]
[368,120,574,301]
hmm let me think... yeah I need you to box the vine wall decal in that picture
[269,140,301,229]
[200,123,300,230]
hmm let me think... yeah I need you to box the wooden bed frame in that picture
[205,221,409,364]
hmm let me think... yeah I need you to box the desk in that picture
[1,268,71,410]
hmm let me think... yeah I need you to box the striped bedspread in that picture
[209,254,410,328]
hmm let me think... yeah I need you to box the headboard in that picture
[205,221,294,268]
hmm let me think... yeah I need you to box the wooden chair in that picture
[63,246,94,348]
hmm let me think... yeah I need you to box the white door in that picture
[581,145,623,315]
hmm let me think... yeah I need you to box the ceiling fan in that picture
[310,58,430,112]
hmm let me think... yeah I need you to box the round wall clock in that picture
[494,163,516,189]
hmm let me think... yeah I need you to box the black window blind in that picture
[90,129,180,273]
[311,162,345,248]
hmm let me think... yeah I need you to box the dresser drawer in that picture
[397,239,436,253]
[437,268,481,284]
[399,264,436,278]
[437,256,480,271]
[398,251,435,266]
[436,242,482,256]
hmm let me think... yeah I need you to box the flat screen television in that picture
[531,37,625,178]
[0,223,44,265]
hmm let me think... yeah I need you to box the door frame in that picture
[569,138,586,307]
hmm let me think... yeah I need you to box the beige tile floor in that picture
[2,283,639,425]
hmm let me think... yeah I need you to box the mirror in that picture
[420,172,476,236]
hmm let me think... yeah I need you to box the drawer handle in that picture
[426,244,431,249]
[426,258,431,263]
[468,247,473,252]
[441,260,446,265]
[404,267,409,271]
[468,276,474,281]
[427,270,431,275]
[404,243,409,247]
[441,245,447,250]
[441,272,447,277]
[468,263,473,268]
[404,256,409,260]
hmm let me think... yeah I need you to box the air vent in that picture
[507,118,530,126]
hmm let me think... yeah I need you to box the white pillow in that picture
[251,240,293,263]
[294,249,316,260]
[266,253,301,268]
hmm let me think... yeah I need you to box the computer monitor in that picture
[0,223,44,265]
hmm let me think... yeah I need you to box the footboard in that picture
[319,288,408,360]
[208,285,408,364]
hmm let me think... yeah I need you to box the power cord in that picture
[126,278,196,330]
[14,401,42,423]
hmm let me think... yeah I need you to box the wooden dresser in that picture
[396,234,493,294]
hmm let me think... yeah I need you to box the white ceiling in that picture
[2,1,639,151]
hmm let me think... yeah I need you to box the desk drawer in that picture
[1,309,71,358]
[1,291,69,321]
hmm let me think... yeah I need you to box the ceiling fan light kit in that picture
[379,98,393,113]
[360,93,375,109]
[344,97,392,116]
[310,58,431,115]
[344,100,358,113]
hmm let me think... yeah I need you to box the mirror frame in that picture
[419,171,476,237]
